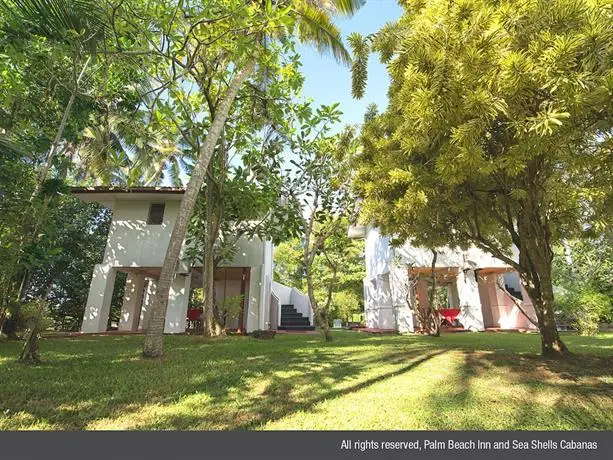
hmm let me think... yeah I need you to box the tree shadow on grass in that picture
[151,349,448,430]
[0,335,442,430]
[422,351,613,430]
[2,334,612,430]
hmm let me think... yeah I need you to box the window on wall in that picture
[147,203,165,225]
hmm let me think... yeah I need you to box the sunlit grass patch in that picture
[0,331,612,430]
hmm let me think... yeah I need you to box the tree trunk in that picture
[426,250,441,336]
[318,309,333,342]
[203,169,223,337]
[19,300,45,363]
[304,261,333,341]
[517,184,570,358]
[30,56,90,200]
[519,251,569,358]
[142,61,254,357]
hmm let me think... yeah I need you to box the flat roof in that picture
[71,186,185,194]
[71,186,185,208]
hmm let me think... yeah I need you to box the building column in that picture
[81,264,116,333]
[139,279,156,331]
[389,265,414,333]
[118,273,145,332]
[456,269,485,331]
[165,274,191,333]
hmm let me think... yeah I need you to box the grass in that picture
[1,331,612,430]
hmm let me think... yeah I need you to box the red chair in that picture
[187,308,203,332]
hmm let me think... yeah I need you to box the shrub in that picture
[557,291,612,336]
[251,329,276,339]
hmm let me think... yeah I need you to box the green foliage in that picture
[18,299,53,332]
[553,235,613,335]
[557,291,611,336]
[350,0,612,353]
[274,233,365,323]
[354,0,612,249]
[273,239,305,288]
[26,197,111,330]
[218,294,244,325]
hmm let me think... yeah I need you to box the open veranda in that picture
[1,330,612,430]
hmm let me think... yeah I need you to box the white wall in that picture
[102,200,183,268]
[165,274,191,333]
[290,288,312,323]
[271,281,292,304]
[81,264,116,333]
[456,269,485,331]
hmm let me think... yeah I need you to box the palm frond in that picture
[293,1,352,66]
[0,134,26,156]
[325,0,365,17]
[0,0,107,53]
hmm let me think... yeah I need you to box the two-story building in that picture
[349,226,538,333]
[73,186,312,334]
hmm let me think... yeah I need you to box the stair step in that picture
[281,313,304,318]
[278,325,316,331]
[281,320,311,326]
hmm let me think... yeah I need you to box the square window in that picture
[147,203,165,225]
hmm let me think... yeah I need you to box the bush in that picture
[19,300,54,333]
[557,291,612,336]
[251,330,276,339]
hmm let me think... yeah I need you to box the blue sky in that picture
[295,1,403,129]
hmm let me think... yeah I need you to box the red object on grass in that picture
[187,309,202,321]
[438,308,461,324]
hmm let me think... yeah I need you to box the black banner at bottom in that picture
[0,431,611,460]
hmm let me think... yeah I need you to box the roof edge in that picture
[71,186,185,194]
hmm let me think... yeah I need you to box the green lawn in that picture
[1,331,612,430]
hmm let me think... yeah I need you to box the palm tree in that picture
[74,114,191,187]
[142,0,364,357]
[0,0,108,199]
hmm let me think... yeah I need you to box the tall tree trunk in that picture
[143,61,255,357]
[305,269,332,342]
[30,56,90,200]
[203,167,223,337]
[517,185,569,358]
[426,250,441,336]
[19,291,49,363]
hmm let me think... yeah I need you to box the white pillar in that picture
[448,284,460,308]
[456,269,485,331]
[139,279,156,331]
[390,265,414,333]
[247,266,261,332]
[82,264,116,333]
[118,273,145,332]
[164,274,191,333]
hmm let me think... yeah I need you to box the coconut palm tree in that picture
[74,113,191,187]
[142,0,364,357]
[0,0,108,198]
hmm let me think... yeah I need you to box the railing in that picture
[270,292,280,330]
[290,287,312,325]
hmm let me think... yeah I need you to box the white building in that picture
[349,226,538,333]
[73,186,312,334]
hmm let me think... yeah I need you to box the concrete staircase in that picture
[278,304,315,331]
